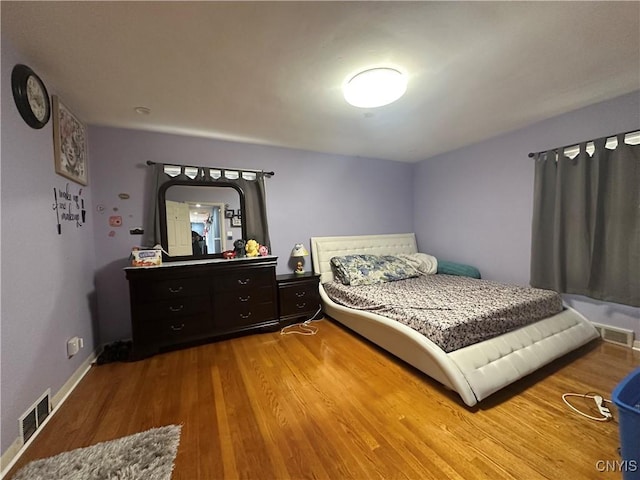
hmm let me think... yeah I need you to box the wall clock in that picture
[11,64,51,129]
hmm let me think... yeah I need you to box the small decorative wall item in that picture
[236,209,242,219]
[118,193,130,200]
[224,209,234,219]
[231,216,242,227]
[52,183,85,233]
[109,216,122,227]
[53,96,88,186]
[53,188,61,234]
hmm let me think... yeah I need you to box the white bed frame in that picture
[311,233,599,407]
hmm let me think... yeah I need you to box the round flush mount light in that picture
[134,106,151,115]
[343,68,407,108]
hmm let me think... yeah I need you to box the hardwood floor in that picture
[6,318,640,479]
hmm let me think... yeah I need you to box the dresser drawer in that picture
[280,283,319,306]
[214,301,277,328]
[134,314,211,346]
[216,268,275,292]
[135,276,208,301]
[215,287,274,308]
[135,295,210,322]
[279,294,319,317]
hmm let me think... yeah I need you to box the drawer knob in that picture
[170,323,185,331]
[240,312,252,319]
[295,291,306,298]
[237,278,251,285]
[296,302,307,310]
[169,305,184,312]
[168,286,183,293]
[239,295,251,302]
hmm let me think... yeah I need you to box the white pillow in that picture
[396,253,438,275]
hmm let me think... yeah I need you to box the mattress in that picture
[323,274,564,353]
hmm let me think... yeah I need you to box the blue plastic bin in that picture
[612,367,640,480]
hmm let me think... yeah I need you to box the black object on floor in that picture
[96,341,132,364]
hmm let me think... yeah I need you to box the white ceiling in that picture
[3,1,639,163]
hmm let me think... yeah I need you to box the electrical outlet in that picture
[67,336,83,357]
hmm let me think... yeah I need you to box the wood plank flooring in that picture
[6,318,640,479]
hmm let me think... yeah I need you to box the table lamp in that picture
[291,243,309,274]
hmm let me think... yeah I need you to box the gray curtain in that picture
[236,174,270,247]
[144,163,271,250]
[143,162,169,248]
[530,135,639,306]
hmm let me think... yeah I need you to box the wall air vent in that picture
[19,409,37,444]
[592,323,634,348]
[18,389,51,445]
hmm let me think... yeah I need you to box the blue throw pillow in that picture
[437,260,481,279]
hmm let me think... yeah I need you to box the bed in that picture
[311,233,600,407]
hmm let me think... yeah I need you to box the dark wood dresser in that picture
[276,272,321,326]
[125,256,278,360]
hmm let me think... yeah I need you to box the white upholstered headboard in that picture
[310,233,418,284]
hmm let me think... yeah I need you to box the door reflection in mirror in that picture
[164,184,242,257]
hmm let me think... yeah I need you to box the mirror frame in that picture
[158,179,247,261]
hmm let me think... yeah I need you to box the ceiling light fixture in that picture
[343,68,407,108]
[134,106,151,115]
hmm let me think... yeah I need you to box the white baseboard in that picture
[634,339,640,351]
[0,349,98,479]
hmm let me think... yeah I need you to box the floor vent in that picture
[592,323,634,348]
[19,389,51,445]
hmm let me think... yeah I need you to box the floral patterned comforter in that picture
[323,274,563,353]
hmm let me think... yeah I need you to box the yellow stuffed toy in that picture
[245,239,260,257]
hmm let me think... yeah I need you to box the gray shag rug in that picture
[13,425,181,480]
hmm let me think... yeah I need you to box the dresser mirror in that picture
[149,162,272,262]
[158,181,247,259]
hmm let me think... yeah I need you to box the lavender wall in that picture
[88,127,414,343]
[413,90,640,336]
[1,38,97,455]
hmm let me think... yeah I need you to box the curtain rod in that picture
[527,128,640,158]
[145,160,274,176]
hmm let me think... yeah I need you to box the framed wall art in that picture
[231,216,242,227]
[53,95,88,186]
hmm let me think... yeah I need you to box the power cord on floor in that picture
[562,392,614,422]
[280,307,323,336]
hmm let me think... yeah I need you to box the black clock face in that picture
[12,64,51,129]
